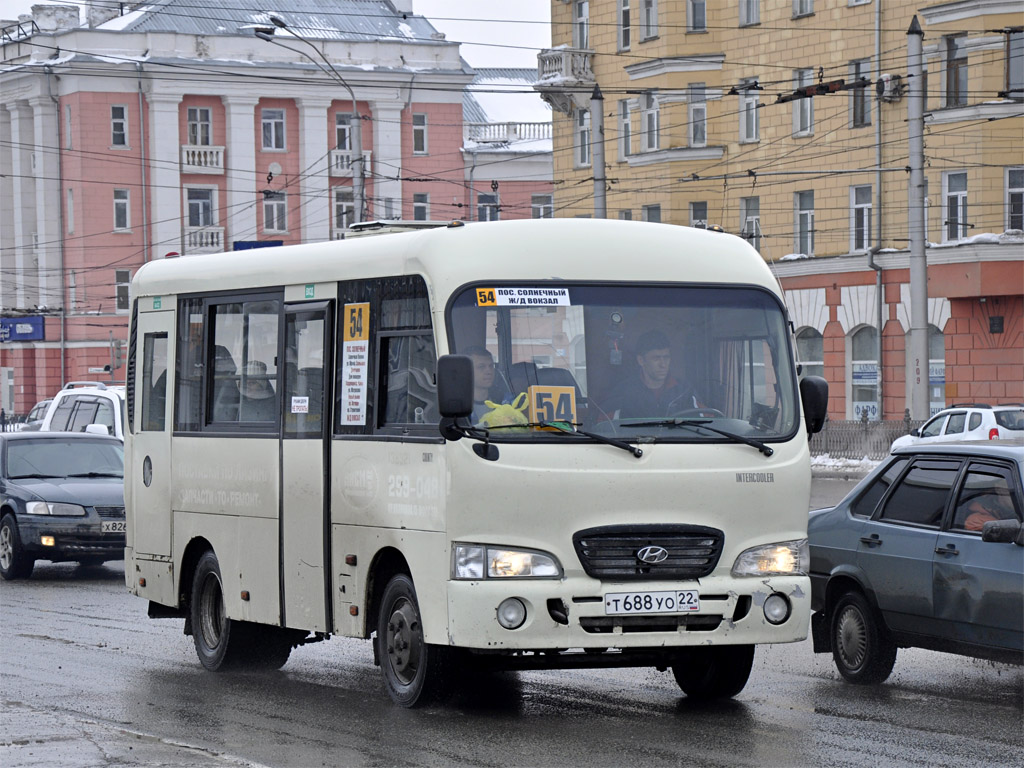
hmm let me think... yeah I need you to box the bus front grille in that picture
[573,525,724,580]
[580,614,723,633]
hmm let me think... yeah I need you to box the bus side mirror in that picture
[800,376,828,435]
[437,355,474,419]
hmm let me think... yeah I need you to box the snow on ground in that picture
[810,453,882,476]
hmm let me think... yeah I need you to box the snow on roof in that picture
[463,68,550,125]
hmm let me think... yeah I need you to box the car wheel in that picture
[671,645,754,700]
[375,573,454,707]
[190,550,251,671]
[830,590,897,684]
[0,514,35,580]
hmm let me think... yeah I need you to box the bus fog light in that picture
[763,593,790,625]
[496,598,526,630]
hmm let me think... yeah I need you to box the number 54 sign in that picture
[527,385,577,426]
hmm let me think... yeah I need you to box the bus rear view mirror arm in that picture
[800,376,828,435]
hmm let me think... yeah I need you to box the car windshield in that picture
[448,283,798,442]
[5,438,124,479]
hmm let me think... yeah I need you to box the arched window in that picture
[795,328,823,379]
[928,325,946,415]
[851,326,879,421]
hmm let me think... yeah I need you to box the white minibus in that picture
[125,218,827,706]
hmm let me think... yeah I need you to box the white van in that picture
[41,382,126,440]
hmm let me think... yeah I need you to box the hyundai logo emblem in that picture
[637,545,669,564]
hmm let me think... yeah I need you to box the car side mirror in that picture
[84,424,110,436]
[911,427,922,437]
[436,355,474,419]
[800,376,828,435]
[981,519,1024,546]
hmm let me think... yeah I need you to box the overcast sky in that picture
[4,1,552,68]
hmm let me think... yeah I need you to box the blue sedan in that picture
[808,441,1023,683]
[0,432,125,579]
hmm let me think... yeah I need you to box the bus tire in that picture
[375,573,453,707]
[830,590,896,685]
[190,550,249,671]
[671,645,754,700]
[248,626,297,671]
[0,514,34,580]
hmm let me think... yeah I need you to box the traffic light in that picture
[114,339,124,369]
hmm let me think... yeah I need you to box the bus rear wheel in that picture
[671,645,754,700]
[191,550,250,671]
[375,573,454,707]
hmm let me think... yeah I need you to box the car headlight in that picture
[453,544,562,579]
[731,539,808,577]
[25,501,87,517]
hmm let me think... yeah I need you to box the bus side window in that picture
[380,332,438,426]
[141,333,168,431]
[175,298,205,432]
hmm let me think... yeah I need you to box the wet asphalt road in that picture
[2,476,1021,768]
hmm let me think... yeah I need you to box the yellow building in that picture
[537,0,1023,421]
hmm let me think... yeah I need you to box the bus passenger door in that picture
[280,302,333,632]
[131,309,174,558]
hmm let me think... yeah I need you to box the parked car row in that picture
[890,403,1024,452]
[17,381,126,440]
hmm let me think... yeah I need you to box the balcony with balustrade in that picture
[184,226,224,254]
[464,122,552,145]
[534,48,595,114]
[180,145,225,174]
[329,149,372,178]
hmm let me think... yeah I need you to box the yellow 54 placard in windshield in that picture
[527,385,577,426]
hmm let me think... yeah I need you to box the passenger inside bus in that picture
[608,330,703,419]
[211,345,239,421]
[239,360,277,421]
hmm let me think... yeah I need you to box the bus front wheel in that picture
[671,645,754,700]
[191,550,248,671]
[375,573,454,707]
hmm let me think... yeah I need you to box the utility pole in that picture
[907,16,929,419]
[591,85,606,219]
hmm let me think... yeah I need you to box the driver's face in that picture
[638,348,671,388]
[470,354,495,389]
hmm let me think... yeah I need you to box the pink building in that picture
[0,2,554,414]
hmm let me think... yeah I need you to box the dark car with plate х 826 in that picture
[0,432,125,579]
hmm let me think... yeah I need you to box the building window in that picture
[478,194,499,222]
[335,113,352,150]
[1007,31,1023,101]
[263,191,287,233]
[576,108,591,167]
[335,188,354,231]
[574,1,589,48]
[187,188,214,227]
[794,69,814,135]
[642,204,661,223]
[740,196,760,251]
[619,209,633,220]
[945,34,967,107]
[690,201,708,229]
[116,269,131,312]
[532,194,554,218]
[111,105,128,147]
[688,0,706,31]
[793,0,813,17]
[618,0,630,50]
[413,193,429,221]
[944,171,968,242]
[642,0,657,39]
[796,190,814,256]
[796,328,823,379]
[850,59,871,127]
[739,0,759,26]
[618,100,632,160]
[1008,168,1024,231]
[689,84,706,147]
[113,188,130,231]
[412,113,428,154]
[187,107,211,146]
[851,185,872,252]
[261,108,285,150]
[642,93,659,151]
[64,105,72,149]
[739,78,759,142]
[851,326,879,421]
[67,189,74,233]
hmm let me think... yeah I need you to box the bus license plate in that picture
[604,590,699,615]
[101,521,126,533]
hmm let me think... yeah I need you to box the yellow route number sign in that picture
[343,302,370,341]
[527,385,577,426]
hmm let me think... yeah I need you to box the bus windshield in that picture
[448,283,798,441]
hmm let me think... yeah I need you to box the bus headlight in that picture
[25,502,86,516]
[731,539,808,577]
[453,544,562,579]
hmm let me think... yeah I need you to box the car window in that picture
[994,409,1024,430]
[968,413,982,431]
[920,414,946,438]
[48,396,78,431]
[951,465,1022,532]
[851,457,909,518]
[944,412,966,435]
[6,437,123,478]
[878,459,961,528]
[68,401,101,433]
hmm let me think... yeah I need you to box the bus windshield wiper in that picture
[8,473,61,479]
[65,472,124,478]
[622,419,774,457]
[486,421,643,458]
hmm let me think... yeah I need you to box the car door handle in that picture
[859,534,882,547]
[934,543,959,556]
